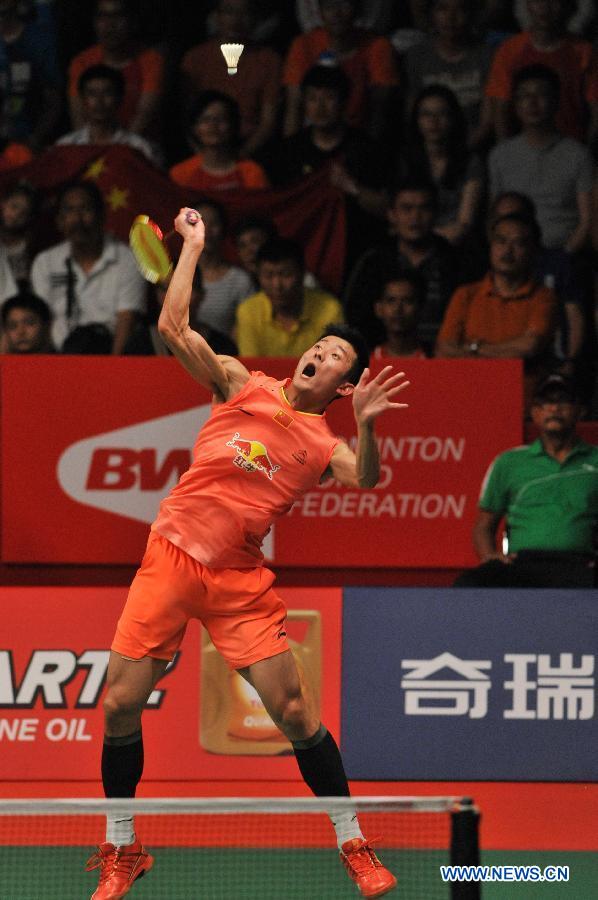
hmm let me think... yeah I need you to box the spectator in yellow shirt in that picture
[236,238,343,357]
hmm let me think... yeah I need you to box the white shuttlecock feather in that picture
[220,43,244,75]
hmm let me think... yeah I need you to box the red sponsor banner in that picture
[0,587,341,781]
[1,357,522,567]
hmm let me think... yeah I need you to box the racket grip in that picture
[185,209,201,225]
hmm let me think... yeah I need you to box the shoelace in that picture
[344,838,383,876]
[85,846,139,885]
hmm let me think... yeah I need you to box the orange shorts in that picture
[112,531,290,669]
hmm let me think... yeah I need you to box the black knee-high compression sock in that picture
[102,730,144,798]
[292,725,350,797]
[293,725,364,847]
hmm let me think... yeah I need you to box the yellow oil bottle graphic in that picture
[200,610,321,754]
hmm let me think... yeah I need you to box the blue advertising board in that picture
[341,589,598,781]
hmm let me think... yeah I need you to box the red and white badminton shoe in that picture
[86,839,153,899]
[340,836,397,898]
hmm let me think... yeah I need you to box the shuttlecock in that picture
[220,43,244,75]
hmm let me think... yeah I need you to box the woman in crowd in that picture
[169,91,269,192]
[401,84,484,245]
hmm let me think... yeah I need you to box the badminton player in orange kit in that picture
[87,208,409,899]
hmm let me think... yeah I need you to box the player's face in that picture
[490,221,534,278]
[193,102,233,148]
[81,78,120,123]
[4,308,46,353]
[389,191,435,243]
[95,0,129,48]
[258,259,303,310]
[303,87,343,129]
[531,393,580,437]
[375,281,419,334]
[292,335,357,402]
[514,79,556,127]
[417,95,452,142]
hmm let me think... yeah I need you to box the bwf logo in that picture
[56,405,211,525]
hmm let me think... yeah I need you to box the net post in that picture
[450,797,481,899]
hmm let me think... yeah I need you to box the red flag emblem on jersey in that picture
[273,409,293,429]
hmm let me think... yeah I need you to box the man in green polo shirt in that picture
[236,237,343,357]
[455,374,598,587]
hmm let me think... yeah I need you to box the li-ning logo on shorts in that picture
[226,432,280,480]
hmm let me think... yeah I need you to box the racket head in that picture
[129,214,173,284]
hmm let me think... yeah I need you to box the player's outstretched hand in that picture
[174,207,205,250]
[352,366,410,426]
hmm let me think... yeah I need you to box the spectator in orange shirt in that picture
[436,213,556,383]
[68,0,165,137]
[283,0,399,140]
[180,0,281,158]
[169,92,269,192]
[484,0,598,143]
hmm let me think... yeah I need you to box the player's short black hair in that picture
[233,215,277,242]
[301,64,351,104]
[257,237,304,270]
[512,64,560,102]
[56,180,105,218]
[78,63,125,102]
[490,212,542,246]
[1,291,51,326]
[189,90,241,147]
[317,323,369,385]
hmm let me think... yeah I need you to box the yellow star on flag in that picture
[107,185,129,211]
[84,157,106,180]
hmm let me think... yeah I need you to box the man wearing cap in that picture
[455,374,598,588]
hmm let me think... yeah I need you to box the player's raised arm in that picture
[158,208,250,401]
[328,367,410,488]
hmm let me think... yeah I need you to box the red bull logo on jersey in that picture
[226,432,280,480]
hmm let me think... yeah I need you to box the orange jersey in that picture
[152,372,340,568]
[169,154,269,191]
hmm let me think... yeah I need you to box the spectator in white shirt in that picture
[31,180,145,353]
[57,64,162,167]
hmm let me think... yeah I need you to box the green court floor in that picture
[0,847,447,899]
[0,848,595,899]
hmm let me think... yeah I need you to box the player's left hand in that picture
[352,366,410,426]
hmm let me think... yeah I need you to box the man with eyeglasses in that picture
[455,374,598,588]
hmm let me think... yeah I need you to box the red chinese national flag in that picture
[0,146,347,293]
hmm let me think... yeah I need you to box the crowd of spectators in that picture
[0,0,596,413]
